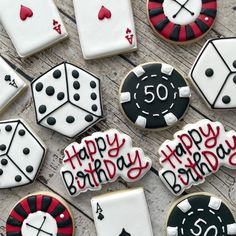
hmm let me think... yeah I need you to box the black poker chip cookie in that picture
[167,193,236,236]
[119,62,191,130]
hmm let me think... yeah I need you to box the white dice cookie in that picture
[0,119,47,189]
[189,37,236,109]
[0,0,68,57]
[0,56,26,112]
[91,188,153,236]
[31,62,104,139]
[73,0,137,59]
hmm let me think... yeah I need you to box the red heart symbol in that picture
[20,5,33,21]
[98,6,112,20]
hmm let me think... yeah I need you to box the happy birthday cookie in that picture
[147,0,217,44]
[119,62,191,130]
[6,192,74,236]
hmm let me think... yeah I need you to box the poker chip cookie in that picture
[119,62,191,130]
[166,193,236,236]
[147,0,217,44]
[6,192,74,236]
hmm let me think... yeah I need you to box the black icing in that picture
[18,129,25,136]
[23,148,30,155]
[51,203,65,217]
[85,115,93,122]
[47,117,56,126]
[73,81,80,90]
[205,68,214,77]
[41,196,52,212]
[27,196,37,213]
[46,86,55,96]
[66,116,75,124]
[90,81,97,88]
[73,93,80,101]
[222,96,231,104]
[53,69,62,79]
[5,125,12,132]
[72,70,79,79]
[57,92,65,101]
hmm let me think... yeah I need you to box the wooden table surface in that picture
[0,0,235,235]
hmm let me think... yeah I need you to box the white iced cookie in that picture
[73,0,137,59]
[159,119,236,196]
[31,62,104,139]
[91,188,154,236]
[60,129,152,196]
[0,119,46,189]
[0,56,26,112]
[0,0,68,57]
[189,37,236,109]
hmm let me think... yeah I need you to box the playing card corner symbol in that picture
[98,6,112,20]
[125,28,134,45]
[119,228,131,236]
[20,5,33,21]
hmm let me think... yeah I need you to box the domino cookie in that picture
[147,0,217,44]
[0,56,26,112]
[60,129,152,196]
[91,188,153,236]
[73,0,137,59]
[0,119,46,189]
[6,192,74,236]
[119,62,191,130]
[166,192,236,236]
[189,37,236,109]
[31,62,104,139]
[159,119,236,196]
[0,0,68,57]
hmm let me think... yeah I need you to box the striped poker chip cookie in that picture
[167,193,236,236]
[6,192,74,236]
[148,0,217,43]
[119,62,191,130]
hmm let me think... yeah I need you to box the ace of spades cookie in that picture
[0,0,68,57]
[73,0,137,59]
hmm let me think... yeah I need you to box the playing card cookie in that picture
[60,129,152,196]
[167,193,236,236]
[190,37,236,109]
[31,62,104,139]
[119,62,191,130]
[147,0,217,43]
[91,188,153,236]
[6,192,74,236]
[0,0,68,57]
[0,56,26,112]
[73,0,137,59]
[0,119,46,189]
[159,119,236,196]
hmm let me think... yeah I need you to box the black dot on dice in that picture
[18,129,25,136]
[222,95,231,104]
[91,93,97,100]
[47,117,56,126]
[36,82,43,92]
[46,86,55,96]
[0,145,6,151]
[23,148,30,155]
[57,92,65,101]
[205,68,214,77]
[74,94,80,101]
[90,81,96,88]
[26,165,34,173]
[39,105,47,114]
[0,169,3,176]
[92,105,98,111]
[73,81,80,90]
[1,159,8,166]
[85,115,93,122]
[53,69,61,79]
[5,125,12,132]
[233,75,236,84]
[233,60,236,68]
[15,175,22,182]
[72,70,79,79]
[66,116,75,124]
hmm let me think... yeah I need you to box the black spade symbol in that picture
[119,228,131,236]
[98,213,104,221]
[5,75,11,81]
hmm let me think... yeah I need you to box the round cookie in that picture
[147,0,217,44]
[6,192,74,236]
[166,192,236,236]
[119,62,191,130]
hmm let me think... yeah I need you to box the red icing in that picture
[20,5,33,21]
[98,6,112,20]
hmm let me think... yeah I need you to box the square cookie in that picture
[91,188,153,236]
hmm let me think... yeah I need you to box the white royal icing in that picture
[208,196,222,210]
[177,199,191,213]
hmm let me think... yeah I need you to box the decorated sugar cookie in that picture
[159,119,236,196]
[190,37,236,109]
[147,0,217,43]
[0,56,26,112]
[6,192,74,236]
[91,188,153,236]
[31,62,104,139]
[119,62,191,130]
[73,0,137,59]
[0,0,68,57]
[60,129,152,196]
[0,119,46,189]
[167,193,236,236]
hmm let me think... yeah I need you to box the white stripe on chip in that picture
[135,116,147,128]
[179,86,191,98]
[227,223,236,235]
[133,66,145,77]
[120,92,131,103]
[167,226,178,236]
[164,113,178,126]
[208,197,222,210]
[177,199,191,213]
[161,64,174,75]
